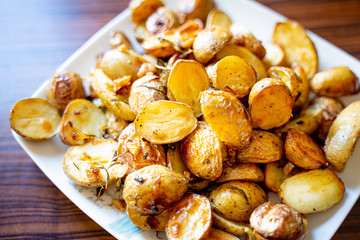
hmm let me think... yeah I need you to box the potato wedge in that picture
[176,0,214,23]
[181,121,225,181]
[216,44,267,80]
[210,56,257,98]
[59,99,106,146]
[212,212,255,238]
[167,60,210,117]
[200,89,252,150]
[216,163,264,183]
[90,67,136,121]
[129,0,164,24]
[249,78,294,130]
[205,9,232,29]
[285,129,328,169]
[166,193,212,240]
[135,100,197,144]
[146,7,178,35]
[268,66,300,98]
[262,43,285,69]
[209,181,267,222]
[310,66,359,97]
[279,169,345,214]
[63,139,127,187]
[264,161,289,193]
[193,26,231,64]
[10,98,61,141]
[291,63,310,111]
[324,100,360,171]
[237,130,283,164]
[205,228,239,240]
[123,165,188,214]
[273,20,318,79]
[127,206,169,231]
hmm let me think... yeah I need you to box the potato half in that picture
[262,43,285,69]
[264,161,289,193]
[291,63,310,111]
[176,0,214,23]
[212,212,254,238]
[129,0,164,24]
[127,206,170,231]
[146,7,178,35]
[10,98,61,141]
[216,163,264,183]
[206,9,232,29]
[268,66,300,98]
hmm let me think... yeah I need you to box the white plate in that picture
[12,0,360,239]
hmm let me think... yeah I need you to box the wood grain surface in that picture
[1,0,359,239]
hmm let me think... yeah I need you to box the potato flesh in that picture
[135,100,197,144]
[324,100,360,171]
[205,9,232,29]
[167,60,210,117]
[262,43,285,69]
[264,161,288,193]
[291,63,310,111]
[279,169,344,214]
[146,7,178,35]
[268,66,300,98]
[212,212,254,238]
[130,0,164,24]
[206,228,239,240]
[10,98,61,141]
[127,206,169,231]
[216,163,264,183]
[166,193,212,240]
[176,0,214,23]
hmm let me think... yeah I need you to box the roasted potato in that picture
[104,109,128,139]
[193,26,231,64]
[10,98,61,141]
[279,168,345,214]
[324,100,360,171]
[216,44,267,80]
[273,20,318,79]
[181,121,225,181]
[146,7,178,35]
[109,31,133,50]
[166,193,212,240]
[205,9,232,29]
[200,89,252,150]
[209,55,257,98]
[123,165,187,214]
[262,43,285,69]
[129,75,166,115]
[212,212,255,238]
[248,78,294,130]
[291,63,310,111]
[167,60,210,117]
[127,206,169,231]
[216,163,264,183]
[134,100,197,144]
[176,0,214,23]
[129,0,164,24]
[237,130,283,164]
[59,99,106,146]
[268,66,300,98]
[62,139,127,187]
[285,129,328,169]
[310,66,359,97]
[205,228,239,240]
[264,161,289,193]
[46,72,86,112]
[209,181,267,222]
[134,21,149,42]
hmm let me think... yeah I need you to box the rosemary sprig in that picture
[157,37,192,55]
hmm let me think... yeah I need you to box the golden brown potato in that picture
[181,121,225,181]
[273,20,318,79]
[109,31,133,50]
[146,7,178,35]
[127,206,169,231]
[285,129,328,169]
[324,100,360,171]
[63,139,127,187]
[262,43,285,69]
[167,143,190,176]
[134,21,149,42]
[46,72,86,112]
[291,63,310,111]
[193,26,231,64]
[248,78,294,130]
[313,96,344,142]
[123,165,187,214]
[209,181,267,222]
[216,163,264,183]
[237,130,283,164]
[10,98,61,141]
[104,109,128,139]
[212,212,255,238]
[166,193,212,240]
[310,66,359,97]
[134,100,198,144]
[167,60,210,117]
[129,0,164,24]
[279,169,345,214]
[209,55,257,98]
[142,34,177,58]
[216,44,267,80]
[264,161,289,193]
[205,228,239,240]
[117,123,166,172]
[176,0,214,23]
[187,178,212,191]
[129,75,166,115]
[268,66,300,98]
[205,9,232,29]
[200,89,252,150]
[59,99,106,146]
[250,201,306,240]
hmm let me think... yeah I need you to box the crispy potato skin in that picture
[117,123,166,172]
[209,181,267,222]
[127,206,170,231]
[249,78,294,130]
[46,72,86,112]
[129,0,164,24]
[279,169,345,214]
[237,130,283,164]
[176,0,214,23]
[324,100,360,171]
[181,121,225,181]
[291,63,310,111]
[166,194,212,240]
[216,163,264,183]
[123,165,188,214]
[285,129,328,169]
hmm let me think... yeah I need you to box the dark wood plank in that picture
[0,0,359,239]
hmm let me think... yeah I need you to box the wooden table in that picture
[1,0,359,239]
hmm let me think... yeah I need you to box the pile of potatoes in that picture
[9,0,360,239]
